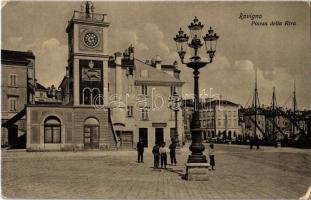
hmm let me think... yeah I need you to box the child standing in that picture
[208,144,215,170]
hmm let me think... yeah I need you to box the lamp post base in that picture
[187,154,207,163]
[185,163,210,181]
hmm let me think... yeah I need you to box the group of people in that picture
[136,139,216,170]
[152,140,177,169]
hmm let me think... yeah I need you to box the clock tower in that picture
[66,1,109,106]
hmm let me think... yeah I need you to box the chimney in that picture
[129,45,134,61]
[155,55,162,71]
[115,52,122,66]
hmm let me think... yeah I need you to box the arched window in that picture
[84,117,100,149]
[83,88,92,105]
[92,88,101,105]
[82,87,101,105]
[44,116,61,143]
[233,131,237,138]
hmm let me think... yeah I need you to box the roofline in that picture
[1,49,35,59]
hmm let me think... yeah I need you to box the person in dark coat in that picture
[169,138,177,165]
[249,135,254,149]
[152,143,160,168]
[137,139,144,163]
[208,144,215,170]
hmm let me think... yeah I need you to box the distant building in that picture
[183,99,241,141]
[201,100,240,141]
[34,81,62,104]
[182,99,194,140]
[1,50,35,146]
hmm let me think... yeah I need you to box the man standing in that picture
[152,143,160,168]
[137,139,144,163]
[169,138,177,165]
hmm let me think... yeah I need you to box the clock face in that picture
[83,32,99,48]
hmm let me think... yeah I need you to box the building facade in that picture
[1,50,35,146]
[108,51,184,149]
[26,3,115,151]
[25,2,184,151]
[183,99,241,142]
[201,100,241,141]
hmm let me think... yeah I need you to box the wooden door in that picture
[84,126,99,149]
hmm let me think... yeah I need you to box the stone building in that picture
[26,3,115,151]
[183,99,241,142]
[25,2,184,151]
[1,50,35,147]
[201,100,241,141]
[107,51,184,149]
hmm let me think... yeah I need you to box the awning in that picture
[2,107,26,128]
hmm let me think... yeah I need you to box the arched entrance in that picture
[84,117,99,149]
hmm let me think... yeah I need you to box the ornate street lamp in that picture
[174,16,219,163]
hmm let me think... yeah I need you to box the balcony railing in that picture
[72,11,108,24]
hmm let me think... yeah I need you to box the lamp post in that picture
[169,91,182,146]
[174,16,219,163]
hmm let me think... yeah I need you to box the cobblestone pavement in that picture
[1,144,311,199]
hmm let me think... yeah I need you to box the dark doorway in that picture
[8,125,18,147]
[155,128,164,145]
[139,128,148,147]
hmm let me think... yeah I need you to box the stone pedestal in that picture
[185,163,210,181]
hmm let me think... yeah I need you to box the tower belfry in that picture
[81,1,94,16]
[65,1,110,106]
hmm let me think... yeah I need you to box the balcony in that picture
[71,11,108,25]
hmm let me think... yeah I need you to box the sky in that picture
[2,1,311,109]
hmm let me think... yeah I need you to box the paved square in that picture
[2,144,311,199]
